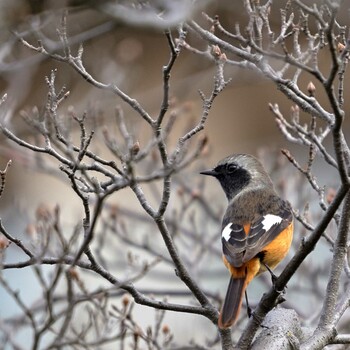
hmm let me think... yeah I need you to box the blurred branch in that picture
[91,0,212,30]
[0,159,11,199]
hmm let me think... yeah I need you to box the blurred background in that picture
[0,0,349,348]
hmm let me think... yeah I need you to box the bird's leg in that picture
[262,262,286,296]
[262,262,278,283]
[245,291,252,318]
[245,290,269,328]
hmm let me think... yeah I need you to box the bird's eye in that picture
[226,163,237,173]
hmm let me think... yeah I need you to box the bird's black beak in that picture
[200,169,218,177]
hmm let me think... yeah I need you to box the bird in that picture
[200,153,293,329]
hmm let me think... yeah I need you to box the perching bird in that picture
[200,154,293,329]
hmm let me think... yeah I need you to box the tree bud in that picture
[307,81,316,97]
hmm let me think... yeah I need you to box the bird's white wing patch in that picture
[222,223,232,241]
[262,214,282,231]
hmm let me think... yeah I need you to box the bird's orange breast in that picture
[258,222,294,273]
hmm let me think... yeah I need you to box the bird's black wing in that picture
[222,205,293,267]
[222,222,247,267]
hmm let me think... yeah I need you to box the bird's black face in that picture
[201,160,251,201]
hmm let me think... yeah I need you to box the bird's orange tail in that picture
[218,275,247,329]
